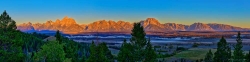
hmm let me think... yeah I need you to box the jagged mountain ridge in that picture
[18,16,84,33]
[207,23,250,31]
[17,17,250,34]
[17,22,35,31]
[85,20,133,32]
[187,22,214,31]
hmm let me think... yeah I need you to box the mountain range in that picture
[17,16,250,34]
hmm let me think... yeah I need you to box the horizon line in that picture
[17,16,250,29]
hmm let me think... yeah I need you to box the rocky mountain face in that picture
[86,20,132,32]
[141,18,165,32]
[17,17,250,34]
[207,23,250,31]
[164,23,189,31]
[140,18,190,32]
[187,23,214,31]
[18,16,84,33]
[17,22,34,31]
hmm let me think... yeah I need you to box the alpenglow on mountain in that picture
[17,16,250,34]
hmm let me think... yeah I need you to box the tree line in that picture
[204,32,250,62]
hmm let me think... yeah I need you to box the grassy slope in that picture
[171,48,216,60]
[171,48,249,60]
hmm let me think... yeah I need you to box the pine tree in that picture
[55,30,62,44]
[0,11,23,62]
[64,40,78,62]
[130,22,147,48]
[96,43,109,62]
[87,41,109,62]
[0,10,17,31]
[86,41,97,62]
[246,50,250,62]
[204,49,213,62]
[144,38,157,62]
[99,42,113,62]
[33,41,66,62]
[213,37,231,62]
[130,22,148,61]
[233,32,244,62]
[117,39,135,62]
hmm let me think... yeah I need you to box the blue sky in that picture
[0,0,250,28]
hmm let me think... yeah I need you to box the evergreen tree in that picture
[86,41,97,62]
[33,41,66,62]
[144,38,157,62]
[130,22,148,61]
[233,32,244,62]
[96,42,109,62]
[204,49,213,62]
[117,39,135,62]
[213,37,231,62]
[63,39,78,62]
[0,11,24,62]
[77,46,86,62]
[99,42,113,62]
[246,50,250,62]
[86,41,109,62]
[130,22,147,48]
[54,31,88,62]
[55,30,62,44]
[0,10,17,31]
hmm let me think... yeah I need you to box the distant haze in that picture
[0,0,249,28]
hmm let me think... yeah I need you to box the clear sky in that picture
[0,0,250,28]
